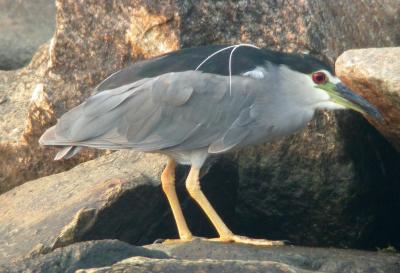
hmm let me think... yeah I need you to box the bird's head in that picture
[304,68,382,121]
[262,50,382,121]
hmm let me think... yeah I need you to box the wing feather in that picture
[208,107,254,153]
[42,71,261,153]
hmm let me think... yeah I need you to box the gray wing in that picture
[40,71,260,153]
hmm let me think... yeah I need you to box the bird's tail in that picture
[39,126,82,160]
[38,125,57,146]
[53,146,82,160]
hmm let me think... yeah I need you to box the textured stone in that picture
[0,151,166,265]
[0,240,168,273]
[144,240,400,273]
[234,111,400,249]
[4,240,398,273]
[79,256,315,273]
[336,47,400,150]
[0,45,99,193]
[0,150,237,265]
[0,0,55,70]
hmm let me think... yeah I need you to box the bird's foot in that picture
[156,238,193,244]
[208,234,285,246]
[154,234,195,244]
[155,235,285,246]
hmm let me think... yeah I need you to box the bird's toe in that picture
[231,235,286,246]
[207,235,286,246]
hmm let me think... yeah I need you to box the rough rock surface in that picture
[0,151,165,265]
[235,111,400,250]
[145,240,400,273]
[79,257,315,273]
[0,150,237,265]
[0,46,100,193]
[0,0,55,70]
[336,47,400,150]
[0,240,168,273]
[2,240,399,273]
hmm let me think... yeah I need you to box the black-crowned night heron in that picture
[40,44,382,246]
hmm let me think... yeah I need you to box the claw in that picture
[228,235,285,246]
[153,238,166,244]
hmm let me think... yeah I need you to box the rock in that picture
[234,111,400,249]
[0,240,169,273]
[3,240,399,273]
[0,0,55,70]
[78,256,315,273]
[0,45,97,194]
[0,151,165,264]
[0,150,237,265]
[336,47,400,150]
[144,240,400,273]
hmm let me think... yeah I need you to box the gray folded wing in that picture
[40,71,260,153]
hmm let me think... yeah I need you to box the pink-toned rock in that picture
[0,150,237,266]
[0,151,167,265]
[336,47,400,150]
[0,0,55,70]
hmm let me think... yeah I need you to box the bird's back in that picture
[94,45,332,93]
[40,45,328,159]
[40,71,269,155]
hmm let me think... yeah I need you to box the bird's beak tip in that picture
[334,83,384,122]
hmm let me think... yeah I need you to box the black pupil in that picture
[316,74,324,82]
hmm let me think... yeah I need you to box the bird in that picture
[39,44,382,246]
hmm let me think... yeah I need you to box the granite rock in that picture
[0,240,168,273]
[0,0,55,70]
[2,240,399,273]
[0,151,166,265]
[144,240,400,273]
[336,47,400,150]
[234,111,400,249]
[0,150,237,265]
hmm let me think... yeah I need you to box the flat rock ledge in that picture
[1,240,398,273]
[0,151,167,265]
[0,150,237,266]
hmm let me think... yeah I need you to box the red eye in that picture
[312,72,327,84]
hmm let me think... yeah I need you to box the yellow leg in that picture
[185,166,284,246]
[161,159,192,241]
